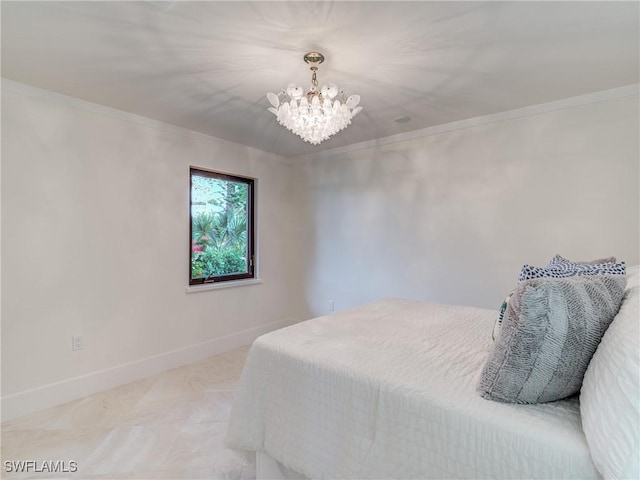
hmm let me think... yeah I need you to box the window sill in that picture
[185,278,262,293]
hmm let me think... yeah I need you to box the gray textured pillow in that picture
[478,275,626,404]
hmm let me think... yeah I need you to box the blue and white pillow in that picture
[547,254,616,269]
[493,255,624,342]
[518,261,626,282]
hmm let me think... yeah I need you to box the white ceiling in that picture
[2,1,638,158]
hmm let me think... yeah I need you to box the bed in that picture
[225,267,639,479]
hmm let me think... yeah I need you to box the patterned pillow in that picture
[492,257,624,341]
[518,261,625,282]
[547,254,616,268]
[478,274,627,404]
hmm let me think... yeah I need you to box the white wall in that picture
[3,82,638,420]
[295,89,640,316]
[1,82,307,419]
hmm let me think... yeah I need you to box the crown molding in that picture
[292,83,640,163]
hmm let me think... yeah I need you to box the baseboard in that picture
[1,319,293,422]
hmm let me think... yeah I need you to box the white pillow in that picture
[580,265,639,479]
[628,264,640,287]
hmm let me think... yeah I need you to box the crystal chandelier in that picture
[266,52,362,145]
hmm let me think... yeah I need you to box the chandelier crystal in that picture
[266,52,362,145]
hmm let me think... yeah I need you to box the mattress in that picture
[225,298,600,479]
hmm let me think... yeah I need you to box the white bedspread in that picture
[225,298,600,479]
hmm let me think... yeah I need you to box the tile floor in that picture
[1,346,255,479]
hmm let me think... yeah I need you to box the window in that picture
[189,167,255,285]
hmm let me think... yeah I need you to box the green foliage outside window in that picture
[190,170,253,282]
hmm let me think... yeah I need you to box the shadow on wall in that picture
[297,97,640,315]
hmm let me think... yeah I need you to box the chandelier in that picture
[266,52,362,145]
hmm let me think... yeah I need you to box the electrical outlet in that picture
[72,335,83,351]
[329,300,335,312]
